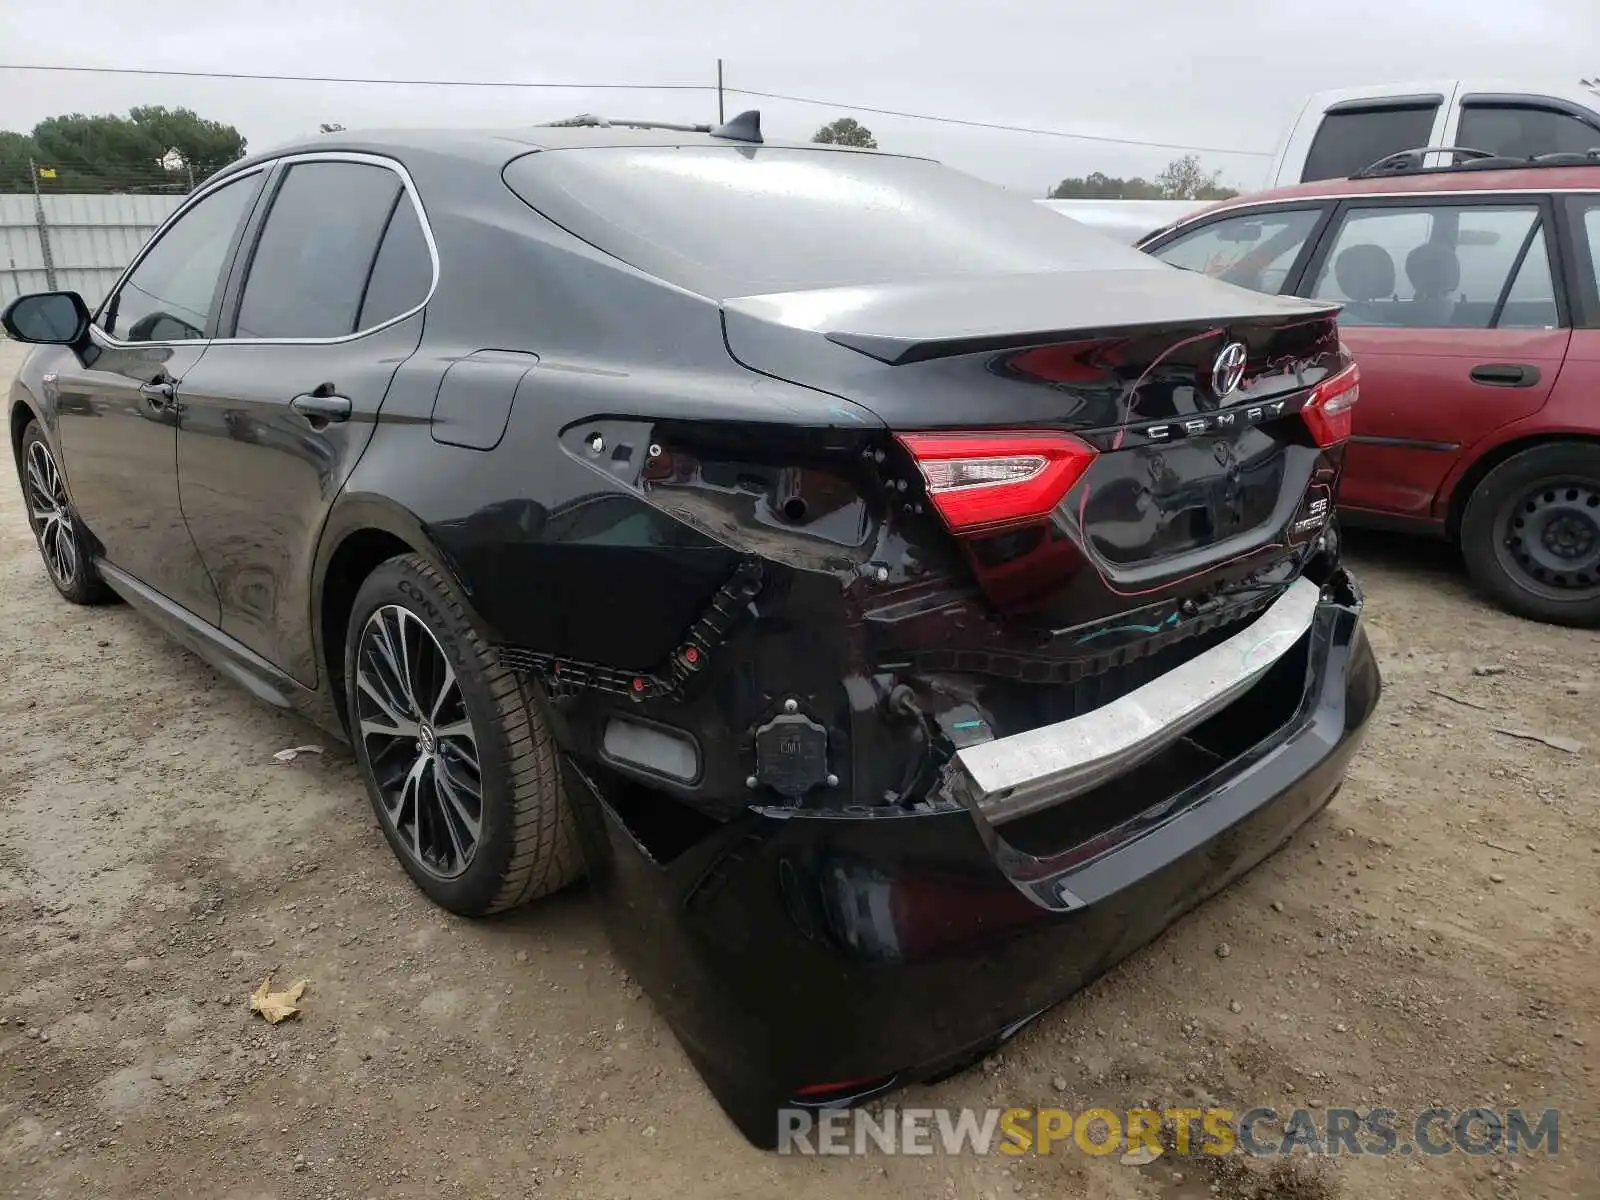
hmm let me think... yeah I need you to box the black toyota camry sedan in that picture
[4,112,1380,1145]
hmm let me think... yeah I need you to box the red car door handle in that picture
[1470,363,1540,388]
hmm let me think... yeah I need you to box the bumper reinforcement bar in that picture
[944,577,1323,824]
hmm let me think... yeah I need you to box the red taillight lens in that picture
[895,430,1097,533]
[1300,363,1360,447]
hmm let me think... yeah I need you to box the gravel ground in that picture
[1,338,1597,1199]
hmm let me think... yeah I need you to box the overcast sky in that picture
[2,0,1597,193]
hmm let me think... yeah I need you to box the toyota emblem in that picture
[1211,341,1248,400]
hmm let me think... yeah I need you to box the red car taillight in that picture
[1300,363,1360,448]
[895,430,1098,534]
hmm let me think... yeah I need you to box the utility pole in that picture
[28,158,56,291]
[716,58,725,124]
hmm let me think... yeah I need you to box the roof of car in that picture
[217,124,894,180]
[1174,160,1600,229]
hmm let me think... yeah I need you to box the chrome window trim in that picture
[92,151,440,350]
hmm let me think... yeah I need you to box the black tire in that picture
[16,419,112,605]
[1460,442,1600,627]
[344,554,583,915]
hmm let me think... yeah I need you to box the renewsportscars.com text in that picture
[777,1106,1560,1157]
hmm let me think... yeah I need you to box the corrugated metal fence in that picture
[0,193,182,308]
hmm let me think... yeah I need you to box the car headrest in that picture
[1405,243,1461,297]
[1333,244,1395,302]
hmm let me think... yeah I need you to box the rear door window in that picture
[1496,227,1559,329]
[356,195,433,329]
[1301,104,1440,182]
[1150,208,1323,295]
[1459,104,1600,158]
[234,161,403,339]
[1307,203,1555,329]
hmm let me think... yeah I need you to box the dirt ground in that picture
[1,337,1596,1200]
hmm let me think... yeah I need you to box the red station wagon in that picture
[1139,149,1600,627]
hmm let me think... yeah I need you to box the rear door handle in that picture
[290,387,353,424]
[1470,363,1540,388]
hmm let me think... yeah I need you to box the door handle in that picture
[290,387,353,424]
[1470,363,1540,388]
[139,379,175,412]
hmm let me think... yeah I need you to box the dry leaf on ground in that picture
[249,977,310,1024]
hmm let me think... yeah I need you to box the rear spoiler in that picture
[729,270,1340,368]
[827,325,1171,366]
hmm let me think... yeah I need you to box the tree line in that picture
[0,106,246,194]
[811,119,1237,200]
[1047,155,1239,201]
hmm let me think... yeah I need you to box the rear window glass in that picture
[504,146,1161,298]
[1459,105,1600,158]
[1301,105,1438,182]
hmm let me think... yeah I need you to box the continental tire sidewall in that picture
[343,554,580,915]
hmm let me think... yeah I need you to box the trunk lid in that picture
[721,268,1348,633]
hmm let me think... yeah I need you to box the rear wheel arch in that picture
[1444,432,1600,540]
[314,498,462,730]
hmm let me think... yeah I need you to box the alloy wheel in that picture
[24,440,77,587]
[1497,478,1600,599]
[354,604,484,879]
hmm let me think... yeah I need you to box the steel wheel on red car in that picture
[16,420,111,605]
[1461,442,1600,627]
[344,554,583,915]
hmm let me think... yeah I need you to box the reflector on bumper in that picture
[945,577,1323,824]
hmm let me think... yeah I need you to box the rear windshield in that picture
[503,145,1161,298]
[1301,104,1438,182]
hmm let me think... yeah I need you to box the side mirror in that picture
[1,291,91,345]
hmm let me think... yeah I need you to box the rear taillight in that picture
[1300,363,1360,447]
[895,430,1097,534]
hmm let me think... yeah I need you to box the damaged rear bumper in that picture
[562,569,1380,1147]
[946,575,1323,826]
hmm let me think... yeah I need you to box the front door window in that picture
[1150,208,1322,295]
[100,174,260,342]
